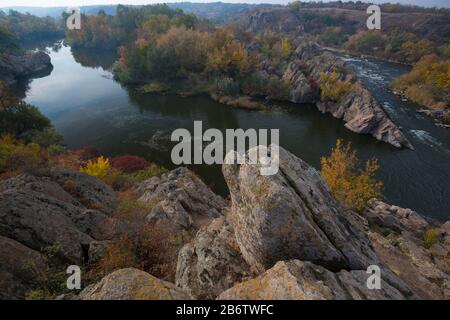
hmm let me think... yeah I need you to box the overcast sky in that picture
[0,0,447,8]
[0,0,287,6]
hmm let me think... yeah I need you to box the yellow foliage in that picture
[321,139,383,213]
[422,228,439,249]
[0,134,43,172]
[206,30,256,75]
[80,156,110,179]
[280,37,293,58]
[392,54,449,109]
[319,72,352,102]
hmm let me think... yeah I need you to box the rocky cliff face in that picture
[236,6,448,44]
[282,42,412,149]
[0,168,129,299]
[0,51,53,85]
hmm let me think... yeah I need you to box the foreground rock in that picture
[0,51,53,85]
[0,236,48,300]
[0,168,123,266]
[176,216,251,299]
[79,268,191,300]
[223,146,380,273]
[218,260,408,300]
[137,167,227,230]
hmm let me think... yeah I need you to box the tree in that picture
[320,139,383,212]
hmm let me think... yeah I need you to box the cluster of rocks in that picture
[0,51,53,85]
[1,147,448,300]
[80,146,447,300]
[0,168,127,299]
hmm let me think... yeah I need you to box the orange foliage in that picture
[321,139,383,212]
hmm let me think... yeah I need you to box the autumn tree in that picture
[321,139,383,212]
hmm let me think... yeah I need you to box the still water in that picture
[23,43,450,221]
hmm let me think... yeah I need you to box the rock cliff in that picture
[0,51,53,85]
[284,42,412,149]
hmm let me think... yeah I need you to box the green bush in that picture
[0,27,22,54]
[30,127,63,147]
[214,76,240,97]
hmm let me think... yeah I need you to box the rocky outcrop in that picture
[0,168,123,265]
[317,83,412,149]
[364,199,430,236]
[0,51,52,85]
[218,260,408,300]
[285,42,412,149]
[175,216,251,299]
[222,145,380,273]
[364,200,449,300]
[79,268,191,300]
[137,167,227,231]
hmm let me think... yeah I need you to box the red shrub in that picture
[77,146,99,161]
[111,155,150,173]
[307,76,319,91]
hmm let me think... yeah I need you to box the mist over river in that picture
[23,43,450,221]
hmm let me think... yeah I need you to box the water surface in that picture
[24,44,450,221]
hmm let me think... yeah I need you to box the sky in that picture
[0,0,447,8]
[0,0,286,6]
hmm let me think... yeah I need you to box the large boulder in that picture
[0,51,52,85]
[79,268,191,300]
[217,260,408,300]
[137,168,227,230]
[222,145,380,274]
[175,216,251,299]
[0,169,122,264]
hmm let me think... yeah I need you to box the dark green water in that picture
[23,43,450,221]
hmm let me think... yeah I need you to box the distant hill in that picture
[0,2,277,23]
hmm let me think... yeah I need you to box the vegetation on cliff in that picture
[321,139,383,213]
[0,10,63,42]
[391,54,449,111]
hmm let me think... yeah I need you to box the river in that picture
[22,43,450,222]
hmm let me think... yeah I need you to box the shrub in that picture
[0,101,51,136]
[24,242,69,300]
[77,146,99,161]
[0,134,44,173]
[30,127,63,148]
[47,144,65,155]
[79,156,110,180]
[110,155,150,173]
[319,72,352,102]
[321,139,383,213]
[442,113,450,125]
[422,228,439,249]
[126,164,167,182]
[214,76,240,97]
[92,221,188,282]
